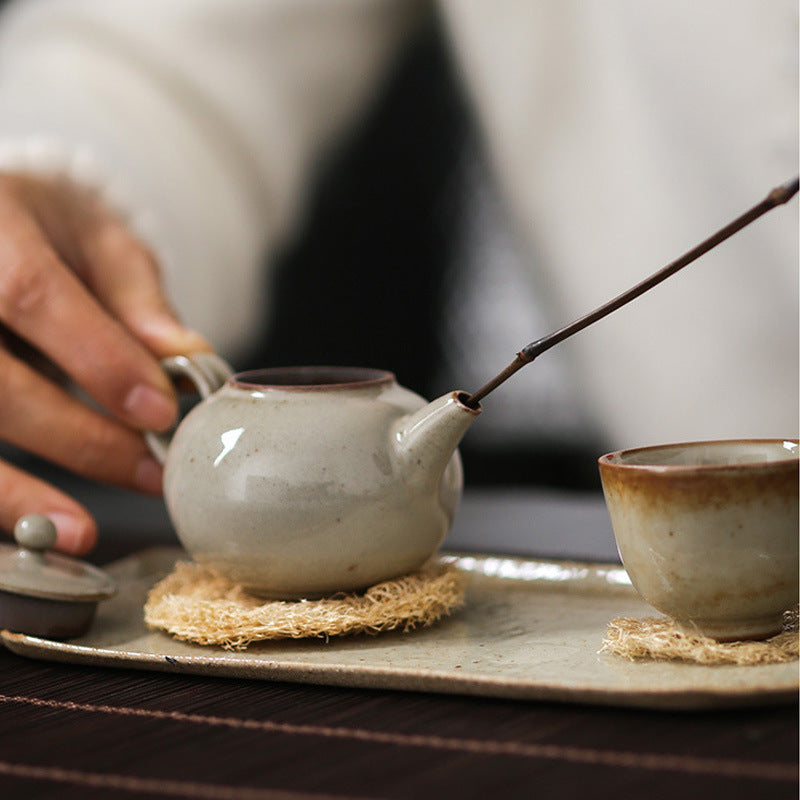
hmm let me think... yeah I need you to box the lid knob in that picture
[14,515,58,552]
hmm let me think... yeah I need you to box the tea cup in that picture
[598,439,799,640]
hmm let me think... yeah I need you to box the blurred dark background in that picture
[248,19,604,490]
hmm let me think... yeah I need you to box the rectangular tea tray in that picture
[3,547,796,710]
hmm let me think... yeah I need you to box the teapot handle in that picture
[144,353,234,465]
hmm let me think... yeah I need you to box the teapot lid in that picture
[0,515,116,602]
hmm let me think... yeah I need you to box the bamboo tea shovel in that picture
[463,176,799,407]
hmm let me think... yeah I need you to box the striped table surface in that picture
[0,644,796,800]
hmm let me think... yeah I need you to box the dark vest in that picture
[252,20,603,489]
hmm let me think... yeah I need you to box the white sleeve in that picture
[439,0,799,445]
[0,0,423,360]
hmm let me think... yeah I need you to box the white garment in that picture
[0,0,796,448]
[440,1,799,447]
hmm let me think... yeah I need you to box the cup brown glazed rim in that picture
[231,366,395,391]
[598,438,799,474]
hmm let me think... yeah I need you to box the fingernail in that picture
[135,455,164,494]
[47,511,96,556]
[124,384,176,431]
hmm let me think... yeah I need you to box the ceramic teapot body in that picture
[148,356,479,597]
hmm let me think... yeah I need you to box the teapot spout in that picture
[394,392,481,487]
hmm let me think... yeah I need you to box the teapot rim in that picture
[231,365,396,391]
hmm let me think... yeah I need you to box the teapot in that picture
[146,355,480,598]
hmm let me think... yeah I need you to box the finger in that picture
[0,348,163,493]
[0,195,178,431]
[0,459,97,555]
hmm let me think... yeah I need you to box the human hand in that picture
[0,172,211,555]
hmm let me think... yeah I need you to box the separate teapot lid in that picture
[0,515,116,602]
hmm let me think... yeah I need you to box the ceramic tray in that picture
[2,547,796,710]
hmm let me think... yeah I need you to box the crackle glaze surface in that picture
[599,439,799,640]
[163,368,477,597]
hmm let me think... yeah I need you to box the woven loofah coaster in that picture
[602,608,799,665]
[144,560,466,650]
